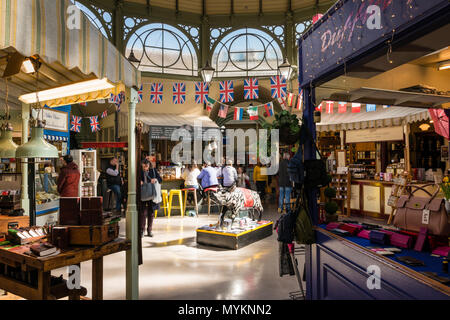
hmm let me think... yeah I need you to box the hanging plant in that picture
[271,111,301,145]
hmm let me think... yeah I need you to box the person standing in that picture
[253,161,268,201]
[222,160,237,188]
[57,155,80,197]
[106,157,123,213]
[278,153,293,213]
[139,159,163,237]
[236,166,250,188]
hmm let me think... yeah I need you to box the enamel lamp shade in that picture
[0,127,18,158]
[15,124,58,159]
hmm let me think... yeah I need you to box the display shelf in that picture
[71,149,97,197]
[329,172,351,217]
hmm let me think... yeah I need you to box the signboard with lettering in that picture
[43,108,68,132]
[298,0,448,86]
[346,126,403,143]
[149,126,219,140]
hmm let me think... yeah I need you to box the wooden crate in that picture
[67,222,119,246]
[0,215,29,234]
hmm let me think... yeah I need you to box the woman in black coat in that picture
[139,159,163,237]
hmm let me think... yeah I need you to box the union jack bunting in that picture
[218,104,229,118]
[270,76,287,99]
[101,110,108,119]
[173,83,186,104]
[70,116,82,133]
[195,82,209,104]
[150,83,163,104]
[108,93,115,103]
[243,78,259,100]
[219,81,234,103]
[119,91,126,104]
[137,85,143,103]
[89,116,100,132]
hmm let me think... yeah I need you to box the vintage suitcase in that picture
[0,215,29,233]
[79,209,103,226]
[59,198,81,225]
[81,197,103,210]
[68,222,119,246]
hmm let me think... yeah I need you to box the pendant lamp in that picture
[15,61,58,159]
[0,79,18,158]
[15,120,58,159]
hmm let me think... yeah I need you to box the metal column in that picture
[126,87,139,300]
[20,103,30,217]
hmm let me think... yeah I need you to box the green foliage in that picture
[324,187,336,199]
[324,201,339,214]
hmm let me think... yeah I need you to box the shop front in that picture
[299,0,450,299]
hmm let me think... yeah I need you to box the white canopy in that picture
[317,106,430,132]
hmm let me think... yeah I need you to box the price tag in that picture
[422,209,430,225]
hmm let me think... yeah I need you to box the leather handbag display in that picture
[370,230,390,245]
[393,192,450,237]
[390,232,413,249]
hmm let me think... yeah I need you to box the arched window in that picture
[125,23,198,76]
[211,28,284,78]
[71,1,111,39]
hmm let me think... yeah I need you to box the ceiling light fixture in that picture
[127,49,141,68]
[438,60,450,71]
[200,61,215,84]
[18,78,115,104]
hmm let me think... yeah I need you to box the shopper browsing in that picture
[57,155,80,197]
[139,159,162,238]
[253,161,268,201]
[278,153,293,213]
[106,157,123,213]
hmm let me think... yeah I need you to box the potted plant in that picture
[324,187,338,223]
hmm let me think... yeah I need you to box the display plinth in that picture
[196,222,273,250]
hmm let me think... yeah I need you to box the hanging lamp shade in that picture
[15,126,58,159]
[0,128,18,158]
[200,61,215,84]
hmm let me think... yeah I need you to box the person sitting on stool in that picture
[106,157,123,213]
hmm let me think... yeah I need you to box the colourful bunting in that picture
[270,76,287,99]
[219,81,234,103]
[89,116,100,132]
[316,102,323,112]
[206,97,215,112]
[218,104,229,118]
[352,103,361,113]
[247,106,259,120]
[295,91,303,111]
[244,78,259,100]
[70,116,82,133]
[338,102,347,113]
[326,101,334,114]
[286,92,295,107]
[383,105,390,109]
[150,83,163,104]
[101,110,108,119]
[173,83,186,104]
[366,104,376,112]
[79,102,87,106]
[195,82,209,104]
[278,97,287,110]
[264,102,274,117]
[137,85,143,103]
[234,107,244,121]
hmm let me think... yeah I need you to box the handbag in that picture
[152,169,162,204]
[140,171,155,202]
[301,125,330,189]
[393,187,450,236]
[294,189,316,245]
[370,230,390,245]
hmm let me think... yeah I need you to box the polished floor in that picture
[52,204,303,300]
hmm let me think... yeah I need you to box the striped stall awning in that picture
[44,135,69,142]
[0,0,141,88]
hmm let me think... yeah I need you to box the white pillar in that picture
[126,87,139,300]
[20,103,30,216]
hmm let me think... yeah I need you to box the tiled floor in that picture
[51,204,303,300]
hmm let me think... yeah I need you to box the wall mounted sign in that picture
[298,0,448,86]
[346,126,403,143]
[42,108,68,132]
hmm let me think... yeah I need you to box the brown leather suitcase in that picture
[59,197,81,225]
[67,222,119,246]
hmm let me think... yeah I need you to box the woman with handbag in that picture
[139,159,163,237]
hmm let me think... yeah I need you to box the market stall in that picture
[298,0,450,299]
[0,0,141,299]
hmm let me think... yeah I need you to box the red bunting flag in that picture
[351,103,361,113]
[325,101,334,114]
[286,93,295,107]
[315,102,323,112]
[295,90,303,111]
[338,102,347,113]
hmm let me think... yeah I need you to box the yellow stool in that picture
[156,189,169,218]
[168,189,184,217]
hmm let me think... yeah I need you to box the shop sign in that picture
[42,109,68,132]
[81,142,127,149]
[346,126,403,143]
[150,126,216,140]
[299,0,447,86]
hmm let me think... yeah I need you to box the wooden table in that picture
[0,238,130,300]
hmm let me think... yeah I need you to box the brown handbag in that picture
[393,185,450,237]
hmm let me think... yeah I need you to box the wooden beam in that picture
[231,0,234,15]
[259,0,262,16]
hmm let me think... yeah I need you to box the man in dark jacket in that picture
[57,155,80,197]
[278,153,293,213]
[106,157,123,213]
